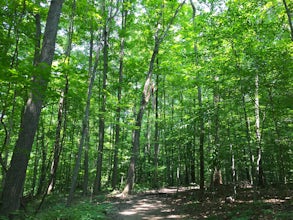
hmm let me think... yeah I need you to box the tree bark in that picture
[47,81,68,194]
[122,1,185,196]
[36,123,47,196]
[268,89,285,183]
[282,0,293,41]
[0,0,64,217]
[93,20,109,194]
[67,39,101,206]
[153,73,160,189]
[190,0,205,195]
[112,0,128,191]
[255,74,265,186]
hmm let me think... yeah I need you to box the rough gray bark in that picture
[0,0,64,217]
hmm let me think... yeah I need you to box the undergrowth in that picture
[6,193,113,220]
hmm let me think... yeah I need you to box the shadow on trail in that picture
[107,185,293,220]
[108,187,194,220]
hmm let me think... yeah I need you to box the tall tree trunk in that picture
[67,35,101,205]
[37,1,74,209]
[93,21,109,194]
[122,1,185,196]
[0,88,16,187]
[190,0,205,195]
[268,89,285,183]
[255,74,264,186]
[47,80,68,194]
[121,35,159,196]
[282,0,293,41]
[241,91,254,185]
[153,73,160,189]
[112,0,128,191]
[31,8,42,196]
[36,122,47,196]
[83,12,96,196]
[0,0,64,216]
[211,90,222,187]
[83,123,90,195]
[198,86,205,192]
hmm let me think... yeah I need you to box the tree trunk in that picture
[198,86,205,192]
[83,13,95,196]
[67,39,101,206]
[268,89,285,183]
[83,123,90,195]
[36,123,47,196]
[190,0,205,194]
[47,82,68,194]
[0,0,64,216]
[112,0,128,191]
[153,73,160,189]
[93,21,109,194]
[282,0,293,41]
[0,88,16,187]
[122,41,159,195]
[255,74,265,186]
[30,8,42,197]
[121,0,185,196]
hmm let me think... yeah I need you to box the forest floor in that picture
[106,185,293,220]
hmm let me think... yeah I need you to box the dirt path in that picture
[106,185,293,220]
[107,187,192,220]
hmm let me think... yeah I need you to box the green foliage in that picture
[0,0,292,215]
[31,198,111,220]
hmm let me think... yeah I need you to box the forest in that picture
[0,0,292,219]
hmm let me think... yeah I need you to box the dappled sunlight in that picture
[118,195,189,219]
[108,186,293,219]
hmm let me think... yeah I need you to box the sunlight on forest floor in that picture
[108,186,293,220]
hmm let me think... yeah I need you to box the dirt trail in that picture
[107,185,293,220]
[107,187,192,220]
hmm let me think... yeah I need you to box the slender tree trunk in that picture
[282,0,293,41]
[112,0,128,191]
[36,123,47,196]
[211,89,222,187]
[0,88,16,186]
[38,1,74,209]
[93,22,109,194]
[31,8,42,196]
[67,39,101,206]
[198,86,205,191]
[190,0,205,194]
[153,73,160,189]
[83,123,90,195]
[122,39,159,195]
[255,74,264,186]
[122,2,185,195]
[47,84,68,194]
[241,92,254,185]
[268,89,285,183]
[0,0,64,216]
[83,14,95,196]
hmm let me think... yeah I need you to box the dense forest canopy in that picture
[0,0,292,217]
